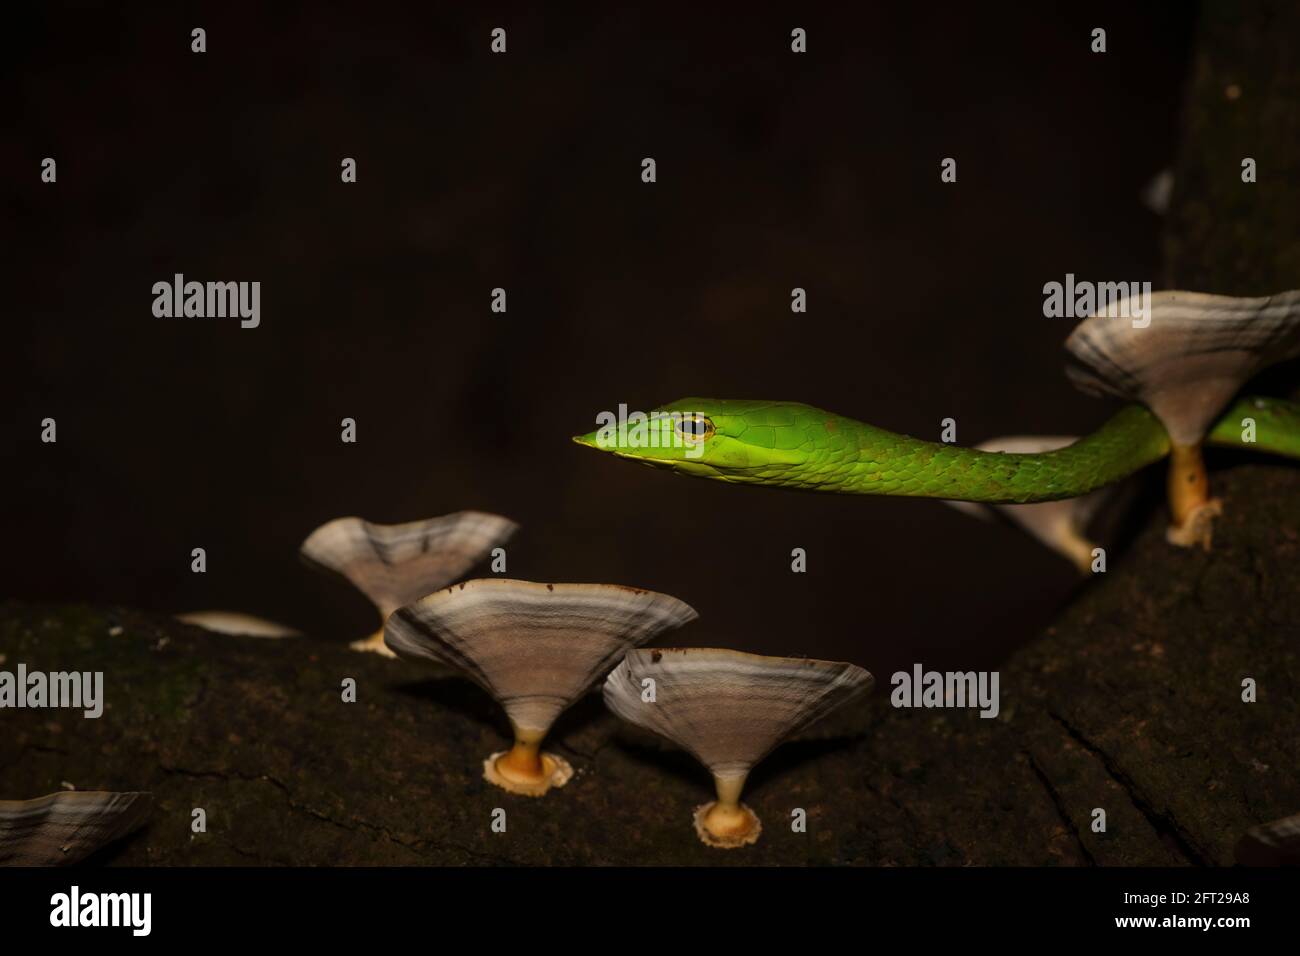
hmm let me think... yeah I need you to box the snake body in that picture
[575,395,1300,502]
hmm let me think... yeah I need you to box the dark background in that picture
[6,3,1199,674]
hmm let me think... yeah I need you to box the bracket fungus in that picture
[0,791,152,865]
[945,436,1113,573]
[384,579,698,797]
[1066,288,1300,548]
[603,648,873,848]
[300,511,518,656]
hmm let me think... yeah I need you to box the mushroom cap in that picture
[1065,289,1300,446]
[385,579,698,734]
[300,511,519,617]
[176,610,301,638]
[0,791,152,865]
[603,648,873,780]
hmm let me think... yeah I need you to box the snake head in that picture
[573,398,820,485]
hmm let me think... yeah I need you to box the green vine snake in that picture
[573,395,1300,503]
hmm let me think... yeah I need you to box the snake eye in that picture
[676,415,715,443]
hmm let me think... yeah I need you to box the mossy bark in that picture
[3,4,1298,865]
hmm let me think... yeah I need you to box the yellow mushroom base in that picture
[1165,442,1222,550]
[483,741,574,798]
[1165,499,1224,550]
[348,629,397,658]
[692,801,762,849]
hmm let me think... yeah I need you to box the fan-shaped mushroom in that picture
[603,648,872,848]
[0,791,152,865]
[944,435,1113,573]
[176,610,301,638]
[300,511,518,656]
[385,579,697,796]
[1066,288,1300,547]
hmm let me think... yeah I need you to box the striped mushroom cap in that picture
[1065,289,1300,447]
[300,511,519,617]
[603,648,873,780]
[0,791,152,865]
[385,579,698,735]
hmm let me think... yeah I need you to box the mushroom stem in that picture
[496,730,547,782]
[482,723,575,797]
[694,773,761,849]
[1166,442,1223,550]
[1058,529,1099,575]
[348,624,397,657]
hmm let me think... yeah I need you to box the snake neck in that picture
[764,395,1300,502]
[800,404,1169,502]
